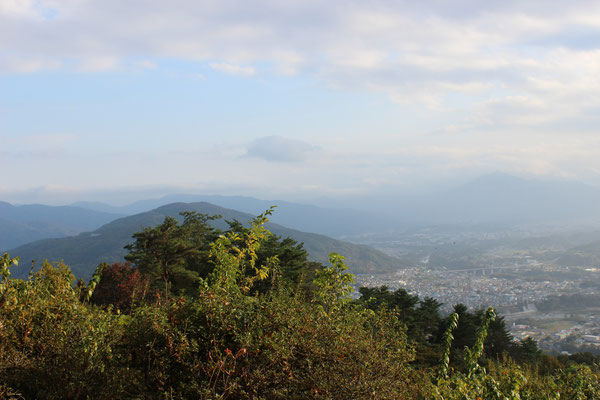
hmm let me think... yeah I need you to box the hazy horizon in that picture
[0,171,597,208]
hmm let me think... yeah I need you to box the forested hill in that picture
[74,195,392,238]
[7,202,401,279]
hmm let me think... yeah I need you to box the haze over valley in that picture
[5,171,600,355]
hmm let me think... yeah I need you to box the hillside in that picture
[7,202,401,279]
[70,173,600,234]
[74,194,391,238]
[0,201,123,251]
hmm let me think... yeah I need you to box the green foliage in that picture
[0,252,18,286]
[117,286,425,399]
[313,253,354,313]
[206,207,277,293]
[357,286,443,346]
[439,312,459,379]
[125,211,220,297]
[4,210,600,399]
[435,308,531,399]
[0,260,130,399]
[437,303,513,370]
[124,208,317,299]
[83,262,105,302]
[226,220,321,295]
[556,364,600,399]
[512,337,542,364]
[110,211,426,398]
[464,307,496,378]
[432,306,600,400]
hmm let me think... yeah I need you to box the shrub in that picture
[88,261,150,313]
[0,259,132,399]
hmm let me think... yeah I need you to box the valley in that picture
[353,226,600,355]
[6,180,600,356]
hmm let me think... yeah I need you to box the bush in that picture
[88,261,150,313]
[3,208,600,399]
[0,260,132,399]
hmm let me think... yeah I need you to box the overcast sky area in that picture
[2,0,600,205]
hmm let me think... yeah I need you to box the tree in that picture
[313,253,355,312]
[125,212,220,298]
[88,262,150,313]
[358,286,441,344]
[358,286,418,316]
[225,219,322,294]
[438,304,513,370]
[480,311,513,359]
[416,297,443,342]
[512,336,542,364]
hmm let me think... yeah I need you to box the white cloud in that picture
[4,0,600,190]
[1,1,598,117]
[209,62,255,76]
[78,56,119,72]
[0,0,40,18]
[0,56,56,73]
[134,60,158,70]
[188,72,205,79]
[245,136,315,162]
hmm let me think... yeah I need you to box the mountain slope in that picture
[71,173,600,233]
[0,201,123,251]
[8,202,401,279]
[74,195,391,238]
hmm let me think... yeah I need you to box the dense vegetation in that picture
[1,210,600,399]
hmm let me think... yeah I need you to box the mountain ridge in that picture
[7,202,401,279]
[71,194,392,238]
[0,202,124,251]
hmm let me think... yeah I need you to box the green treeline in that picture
[1,210,600,399]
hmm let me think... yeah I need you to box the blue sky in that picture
[2,0,600,204]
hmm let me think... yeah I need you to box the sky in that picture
[2,0,600,205]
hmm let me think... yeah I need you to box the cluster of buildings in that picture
[536,316,600,354]
[353,264,578,313]
[354,262,600,354]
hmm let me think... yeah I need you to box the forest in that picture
[1,209,600,399]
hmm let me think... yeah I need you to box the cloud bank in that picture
[3,0,600,112]
[245,136,315,162]
[3,1,600,199]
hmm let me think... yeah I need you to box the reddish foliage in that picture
[90,262,150,313]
